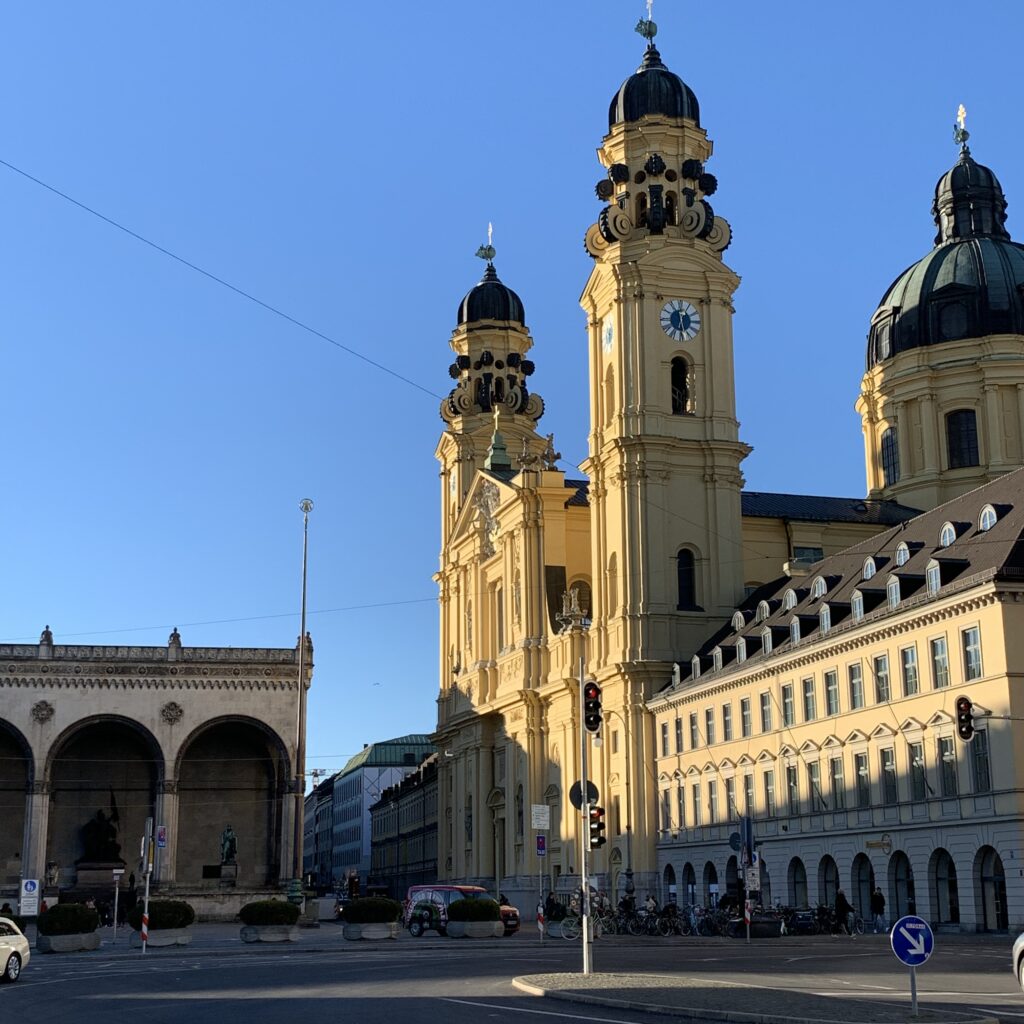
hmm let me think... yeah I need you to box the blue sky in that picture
[3,1,1022,783]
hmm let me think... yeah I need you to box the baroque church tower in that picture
[580,21,747,679]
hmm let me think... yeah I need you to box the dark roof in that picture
[665,468,1024,691]
[339,735,435,776]
[608,44,699,128]
[867,149,1024,369]
[457,263,525,326]
[741,491,920,525]
[564,479,589,507]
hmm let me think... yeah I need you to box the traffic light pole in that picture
[578,654,591,977]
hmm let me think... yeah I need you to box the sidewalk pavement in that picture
[512,972,1001,1024]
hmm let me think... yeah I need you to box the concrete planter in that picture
[36,932,101,953]
[240,925,300,943]
[342,922,398,941]
[446,920,503,938]
[129,927,193,948]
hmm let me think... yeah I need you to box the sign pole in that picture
[141,817,153,955]
[890,913,933,1014]
[910,966,918,1017]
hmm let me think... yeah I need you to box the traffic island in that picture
[512,973,999,1024]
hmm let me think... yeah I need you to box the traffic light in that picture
[583,681,603,733]
[955,695,975,742]
[588,805,607,848]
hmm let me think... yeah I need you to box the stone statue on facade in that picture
[39,625,53,644]
[78,810,122,863]
[220,824,238,864]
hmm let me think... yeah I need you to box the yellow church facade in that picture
[433,20,1024,926]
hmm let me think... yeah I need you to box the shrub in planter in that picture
[341,897,401,924]
[37,904,99,936]
[127,899,195,931]
[447,898,500,922]
[239,900,301,927]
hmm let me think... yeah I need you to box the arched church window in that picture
[677,550,697,610]
[939,522,956,548]
[946,409,979,468]
[665,191,677,226]
[881,427,900,487]
[979,504,998,532]
[895,542,910,567]
[876,320,891,360]
[671,357,690,415]
[863,557,876,581]
[636,192,648,229]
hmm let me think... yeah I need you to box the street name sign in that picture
[891,915,934,966]
[531,804,550,830]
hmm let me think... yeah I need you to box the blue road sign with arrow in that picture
[890,914,934,966]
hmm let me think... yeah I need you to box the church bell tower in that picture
[581,18,749,678]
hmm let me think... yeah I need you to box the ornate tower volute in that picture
[581,20,749,671]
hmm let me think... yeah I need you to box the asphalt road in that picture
[1,931,1021,1024]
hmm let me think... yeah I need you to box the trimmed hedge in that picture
[238,900,301,926]
[127,899,195,931]
[447,897,500,922]
[37,903,100,936]
[341,897,401,924]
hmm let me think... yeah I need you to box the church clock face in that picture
[660,299,701,342]
[602,320,614,353]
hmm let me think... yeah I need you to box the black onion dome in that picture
[457,263,525,326]
[608,44,699,128]
[867,150,1024,368]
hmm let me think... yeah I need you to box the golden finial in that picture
[954,103,970,151]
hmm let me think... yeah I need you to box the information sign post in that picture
[890,914,935,1016]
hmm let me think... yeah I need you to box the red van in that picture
[404,885,520,936]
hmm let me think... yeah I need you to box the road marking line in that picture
[969,1009,1024,1019]
[442,997,645,1023]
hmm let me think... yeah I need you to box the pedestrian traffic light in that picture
[583,680,603,733]
[588,805,606,848]
[955,695,975,742]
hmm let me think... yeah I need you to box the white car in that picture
[1013,931,1024,991]
[0,916,30,982]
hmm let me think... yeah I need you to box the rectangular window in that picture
[723,703,733,742]
[971,730,992,793]
[786,765,800,815]
[661,789,672,830]
[691,783,701,827]
[830,756,846,809]
[613,794,621,835]
[807,761,825,811]
[802,677,817,722]
[930,636,950,689]
[849,662,865,709]
[855,752,871,807]
[782,684,795,726]
[744,773,755,816]
[612,730,619,755]
[881,748,898,805]
[741,698,752,737]
[661,722,669,757]
[677,786,685,829]
[763,770,776,816]
[901,646,920,697]
[725,777,737,819]
[874,654,891,702]
[705,708,716,745]
[708,780,719,824]
[689,712,699,749]
[675,717,683,754]
[939,737,957,797]
[793,545,824,562]
[825,670,840,716]
[909,741,926,800]
[496,588,504,651]
[760,692,773,732]
[962,626,983,680]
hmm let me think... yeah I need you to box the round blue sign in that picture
[890,914,934,966]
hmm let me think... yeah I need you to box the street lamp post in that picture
[292,499,313,887]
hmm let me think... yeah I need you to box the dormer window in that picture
[939,522,956,548]
[863,557,877,580]
[819,604,831,634]
[783,589,797,611]
[886,575,901,610]
[926,559,941,596]
[851,590,864,623]
[979,504,998,532]
[812,576,827,599]
[756,600,770,623]
[736,637,747,664]
[691,655,701,679]
[790,618,800,645]
[712,647,723,672]
[761,628,773,655]
[895,542,910,567]
[732,611,745,630]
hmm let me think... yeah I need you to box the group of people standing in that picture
[834,886,888,935]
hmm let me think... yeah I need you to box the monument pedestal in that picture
[219,863,238,888]
[75,862,126,889]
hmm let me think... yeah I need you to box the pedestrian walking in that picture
[870,887,886,934]
[834,889,855,938]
